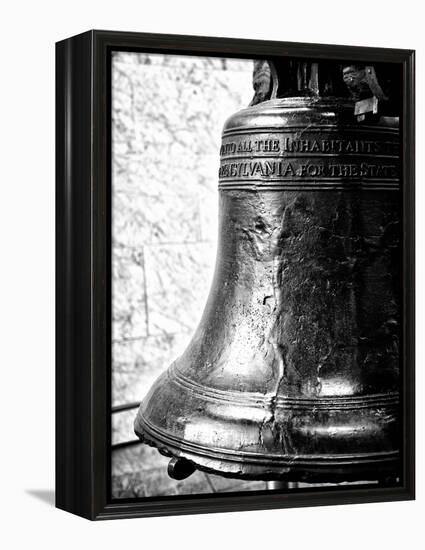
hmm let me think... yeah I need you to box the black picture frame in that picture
[56,29,415,520]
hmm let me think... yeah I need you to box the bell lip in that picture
[134,366,400,482]
[135,416,400,483]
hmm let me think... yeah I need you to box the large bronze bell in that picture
[135,59,400,483]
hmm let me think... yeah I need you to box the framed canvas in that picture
[56,30,415,520]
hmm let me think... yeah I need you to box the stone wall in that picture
[111,51,268,497]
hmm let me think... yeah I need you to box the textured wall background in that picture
[111,52,270,497]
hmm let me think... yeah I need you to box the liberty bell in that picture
[135,59,401,483]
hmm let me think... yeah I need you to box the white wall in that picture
[0,1,422,549]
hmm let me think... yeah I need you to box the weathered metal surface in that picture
[135,69,400,483]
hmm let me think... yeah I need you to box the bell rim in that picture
[135,415,400,483]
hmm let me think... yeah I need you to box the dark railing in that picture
[111,401,141,450]
[111,401,140,414]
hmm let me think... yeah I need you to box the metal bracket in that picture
[354,96,379,122]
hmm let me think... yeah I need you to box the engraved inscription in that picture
[220,137,399,157]
[219,160,398,179]
[219,132,400,184]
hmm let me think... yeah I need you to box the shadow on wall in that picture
[26,489,55,507]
